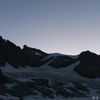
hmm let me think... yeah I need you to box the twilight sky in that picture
[0,0,100,55]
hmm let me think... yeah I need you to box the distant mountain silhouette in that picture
[0,36,100,78]
[0,36,48,67]
[0,36,100,99]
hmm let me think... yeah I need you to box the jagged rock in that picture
[0,36,48,67]
[9,82,35,97]
[72,82,89,92]
[23,45,41,67]
[0,69,14,84]
[0,69,15,95]
[32,79,50,88]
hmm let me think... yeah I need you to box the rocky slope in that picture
[0,36,100,100]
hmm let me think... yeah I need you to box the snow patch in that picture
[1,63,33,73]
[5,83,17,89]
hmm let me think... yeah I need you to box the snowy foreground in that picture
[0,54,100,100]
[0,62,100,100]
[0,95,95,100]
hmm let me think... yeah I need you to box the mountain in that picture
[0,36,100,100]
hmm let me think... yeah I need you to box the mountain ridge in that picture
[0,36,100,100]
[0,36,100,78]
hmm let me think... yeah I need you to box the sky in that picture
[0,0,100,55]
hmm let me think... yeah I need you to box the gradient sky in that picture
[0,0,100,55]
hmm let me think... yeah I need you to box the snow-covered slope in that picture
[0,36,100,100]
[0,55,100,100]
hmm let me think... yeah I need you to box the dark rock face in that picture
[74,51,100,78]
[0,36,6,66]
[49,56,75,68]
[22,45,48,67]
[0,36,48,68]
[0,69,14,84]
[9,82,35,97]
[0,69,14,95]
[9,79,88,98]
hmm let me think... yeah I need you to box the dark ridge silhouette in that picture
[0,36,48,67]
[74,51,100,78]
[0,36,100,78]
